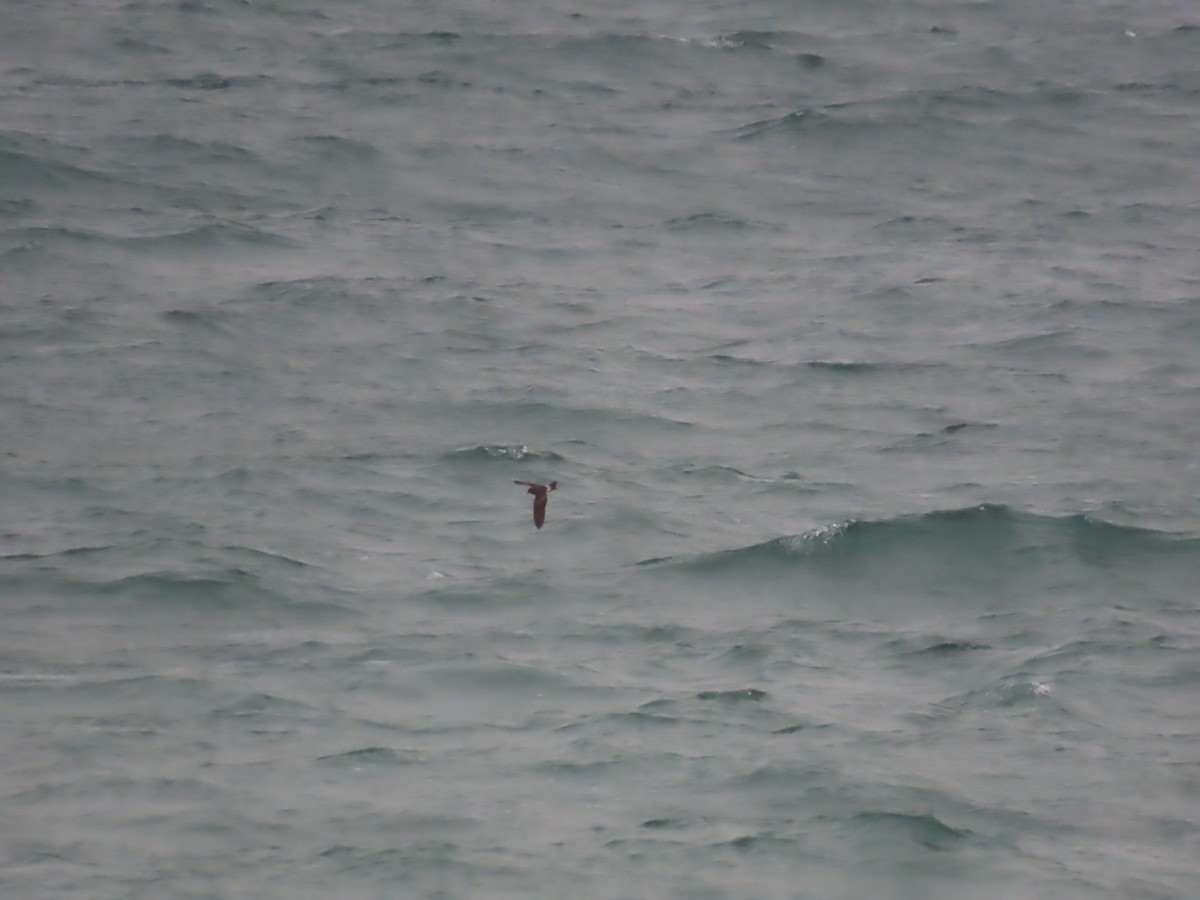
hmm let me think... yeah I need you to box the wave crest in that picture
[443,444,564,463]
[638,505,1196,578]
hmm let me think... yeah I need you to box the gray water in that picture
[3,1,1199,897]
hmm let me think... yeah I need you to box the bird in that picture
[514,480,557,529]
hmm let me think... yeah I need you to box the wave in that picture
[127,221,298,251]
[93,569,293,607]
[453,398,699,434]
[1,544,114,563]
[315,747,423,767]
[731,83,1086,149]
[662,211,782,233]
[0,138,130,197]
[801,359,947,376]
[164,72,273,92]
[846,811,974,851]
[636,505,1198,577]
[159,306,234,333]
[442,443,564,464]
[711,31,824,55]
[124,133,264,167]
[293,134,385,163]
[668,463,758,481]
[4,534,351,619]
[3,221,296,254]
[207,691,321,721]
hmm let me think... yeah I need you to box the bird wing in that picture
[514,480,538,487]
[532,492,547,529]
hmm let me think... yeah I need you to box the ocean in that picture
[2,0,1199,897]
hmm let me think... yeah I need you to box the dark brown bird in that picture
[514,480,557,529]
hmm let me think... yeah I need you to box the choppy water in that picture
[3,0,1199,897]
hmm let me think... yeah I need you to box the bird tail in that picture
[548,481,557,491]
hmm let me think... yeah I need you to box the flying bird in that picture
[514,480,557,529]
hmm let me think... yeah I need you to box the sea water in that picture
[2,1,1199,897]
